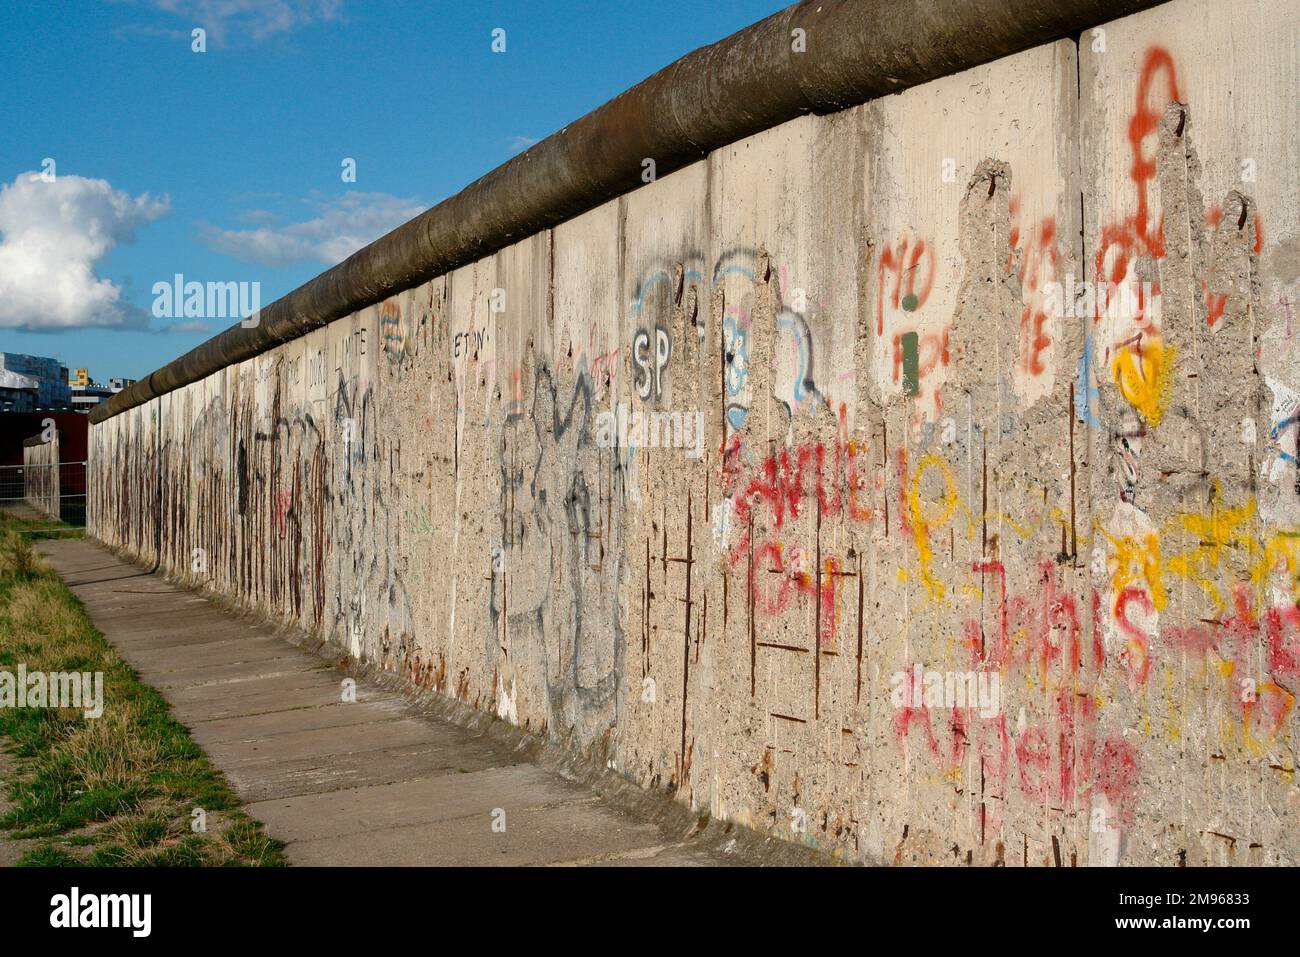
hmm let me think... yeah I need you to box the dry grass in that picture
[0,533,38,580]
[0,517,284,866]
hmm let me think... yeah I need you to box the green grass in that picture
[0,513,285,866]
[0,507,85,542]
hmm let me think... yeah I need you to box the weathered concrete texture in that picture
[22,431,59,520]
[1075,0,1300,867]
[88,0,1300,865]
[37,538,827,866]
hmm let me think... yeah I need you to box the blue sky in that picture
[0,0,786,382]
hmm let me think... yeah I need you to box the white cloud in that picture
[0,172,169,330]
[237,208,278,225]
[132,0,344,43]
[202,191,426,267]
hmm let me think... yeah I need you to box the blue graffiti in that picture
[1271,408,1300,464]
[723,314,749,431]
[1076,334,1101,428]
[777,308,818,405]
[631,269,703,316]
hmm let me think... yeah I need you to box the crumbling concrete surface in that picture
[89,0,1300,864]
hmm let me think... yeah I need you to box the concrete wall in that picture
[23,432,59,521]
[89,0,1300,864]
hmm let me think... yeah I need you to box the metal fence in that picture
[0,461,87,527]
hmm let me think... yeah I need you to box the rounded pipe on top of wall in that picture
[92,0,1165,425]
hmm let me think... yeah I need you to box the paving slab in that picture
[223,739,514,803]
[146,659,328,691]
[284,801,666,867]
[162,671,340,706]
[125,646,309,676]
[188,699,409,745]
[201,717,446,768]
[244,764,587,843]
[33,538,780,867]
[166,676,342,713]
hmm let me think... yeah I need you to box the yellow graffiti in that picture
[1102,527,1167,612]
[904,453,1035,604]
[1112,337,1174,426]
[1253,531,1300,600]
[907,454,958,601]
[1163,490,1256,613]
[1099,489,1300,619]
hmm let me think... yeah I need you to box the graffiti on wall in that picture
[88,21,1298,868]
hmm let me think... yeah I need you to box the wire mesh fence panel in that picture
[0,461,87,527]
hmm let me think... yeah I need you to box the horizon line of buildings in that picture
[0,352,135,414]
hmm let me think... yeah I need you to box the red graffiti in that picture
[1243,682,1295,741]
[895,682,1140,828]
[724,404,875,544]
[749,541,841,650]
[889,327,951,387]
[1162,583,1300,684]
[1092,47,1181,331]
[584,320,620,391]
[964,559,1092,681]
[876,234,947,408]
[725,404,876,647]
[876,234,935,336]
[1096,46,1266,339]
[1008,200,1059,377]
[894,668,942,759]
[1201,205,1266,329]
[1114,585,1153,684]
[1128,46,1181,259]
[273,490,292,539]
[1264,602,1300,683]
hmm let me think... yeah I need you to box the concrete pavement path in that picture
[36,539,803,867]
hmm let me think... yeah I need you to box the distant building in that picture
[0,368,41,412]
[69,375,136,413]
[0,353,71,411]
